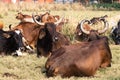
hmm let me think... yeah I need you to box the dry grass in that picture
[0,3,120,80]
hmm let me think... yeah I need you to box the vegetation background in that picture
[0,1,120,80]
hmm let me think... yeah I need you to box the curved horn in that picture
[98,19,109,34]
[9,24,12,30]
[32,13,45,26]
[80,19,91,34]
[54,17,63,25]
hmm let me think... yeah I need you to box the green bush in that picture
[92,3,120,10]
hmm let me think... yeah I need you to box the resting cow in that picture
[16,12,35,23]
[11,12,68,51]
[34,17,70,57]
[0,23,25,56]
[75,18,109,41]
[110,20,120,44]
[45,19,112,78]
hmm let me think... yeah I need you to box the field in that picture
[0,3,120,80]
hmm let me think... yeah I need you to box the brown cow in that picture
[75,19,109,41]
[11,22,42,50]
[34,17,70,57]
[16,12,35,23]
[45,19,112,77]
[16,12,62,23]
[45,37,112,77]
[11,14,69,52]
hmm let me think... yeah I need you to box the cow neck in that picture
[51,41,63,52]
[51,46,65,57]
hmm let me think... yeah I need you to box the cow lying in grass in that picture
[44,19,112,78]
[0,22,25,56]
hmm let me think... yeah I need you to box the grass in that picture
[0,3,120,80]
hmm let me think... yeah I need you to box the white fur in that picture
[15,30,21,35]
[16,49,23,56]
[26,45,33,51]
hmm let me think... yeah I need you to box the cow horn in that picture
[32,14,45,26]
[98,19,109,34]
[9,24,12,30]
[54,17,63,25]
[80,19,91,34]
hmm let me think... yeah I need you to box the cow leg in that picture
[30,43,36,50]
[46,64,60,77]
[100,59,111,68]
[25,45,35,53]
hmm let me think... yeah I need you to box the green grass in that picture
[0,5,120,80]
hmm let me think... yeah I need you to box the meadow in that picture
[0,2,120,80]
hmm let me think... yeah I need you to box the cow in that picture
[110,20,120,44]
[15,12,62,23]
[10,14,69,52]
[0,22,25,56]
[33,17,70,58]
[45,19,112,78]
[16,12,68,32]
[75,18,109,41]
[45,37,112,77]
[10,22,43,51]
[16,12,34,23]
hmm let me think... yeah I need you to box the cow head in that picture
[32,13,64,42]
[32,14,64,57]
[11,29,26,56]
[75,19,109,41]
[16,12,25,20]
[111,20,120,45]
[1,29,25,56]
[75,20,91,41]
[16,12,33,22]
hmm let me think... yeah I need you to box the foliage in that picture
[92,3,120,11]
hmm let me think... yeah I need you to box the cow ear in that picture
[39,29,46,39]
[3,33,11,38]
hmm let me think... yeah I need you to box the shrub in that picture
[92,3,120,11]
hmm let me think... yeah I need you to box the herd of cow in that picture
[0,11,120,78]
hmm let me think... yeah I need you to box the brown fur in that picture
[0,21,4,29]
[11,22,43,49]
[45,37,112,77]
[16,12,32,21]
[75,23,91,41]
[36,23,70,57]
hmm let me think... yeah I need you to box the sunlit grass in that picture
[0,2,120,80]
